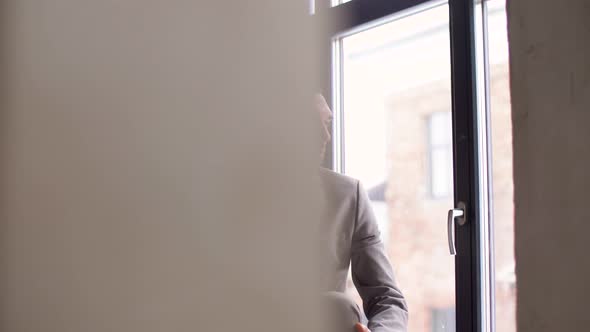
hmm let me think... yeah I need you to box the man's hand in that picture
[354,323,370,332]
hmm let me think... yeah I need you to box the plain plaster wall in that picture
[508,0,590,331]
[0,1,321,332]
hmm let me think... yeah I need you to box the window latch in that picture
[447,201,467,256]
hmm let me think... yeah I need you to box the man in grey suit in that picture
[316,94,408,332]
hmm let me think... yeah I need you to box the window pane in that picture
[486,1,516,332]
[336,4,455,332]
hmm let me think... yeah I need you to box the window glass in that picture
[336,4,456,331]
[485,1,516,331]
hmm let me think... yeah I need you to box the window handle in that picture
[447,202,467,256]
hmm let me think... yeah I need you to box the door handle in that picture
[447,201,467,255]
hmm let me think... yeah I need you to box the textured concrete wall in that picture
[0,1,321,332]
[508,0,590,331]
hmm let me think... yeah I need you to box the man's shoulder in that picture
[319,168,359,196]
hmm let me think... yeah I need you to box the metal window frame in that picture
[448,0,482,331]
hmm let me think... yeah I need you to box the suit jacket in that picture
[319,168,408,332]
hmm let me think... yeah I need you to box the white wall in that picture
[0,1,321,331]
[508,0,590,331]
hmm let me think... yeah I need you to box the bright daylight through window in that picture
[332,1,515,331]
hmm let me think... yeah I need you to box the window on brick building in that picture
[368,182,389,247]
[431,307,456,332]
[428,112,453,199]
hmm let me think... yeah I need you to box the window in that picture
[480,1,516,331]
[316,0,512,331]
[428,112,453,198]
[334,5,457,331]
[432,307,456,332]
[367,182,389,247]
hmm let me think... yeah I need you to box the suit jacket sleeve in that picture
[351,181,408,332]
